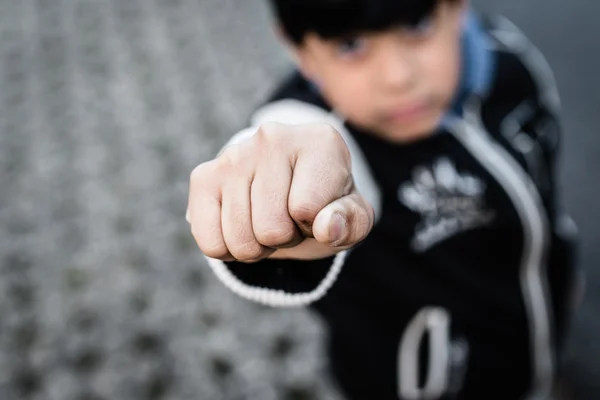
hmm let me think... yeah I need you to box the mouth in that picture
[383,101,431,124]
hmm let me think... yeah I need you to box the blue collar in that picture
[446,10,495,119]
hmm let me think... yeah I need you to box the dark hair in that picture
[268,0,458,44]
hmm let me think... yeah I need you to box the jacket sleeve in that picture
[488,14,579,259]
[526,53,581,342]
[529,58,583,348]
[492,14,582,341]
[202,100,382,307]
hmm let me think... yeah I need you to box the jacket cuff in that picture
[203,251,348,307]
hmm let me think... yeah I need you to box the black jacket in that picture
[202,13,579,400]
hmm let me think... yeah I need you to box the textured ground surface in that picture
[0,0,597,399]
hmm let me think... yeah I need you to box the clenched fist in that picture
[187,122,375,262]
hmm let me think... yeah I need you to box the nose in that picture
[375,41,416,92]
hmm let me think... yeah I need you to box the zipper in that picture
[448,98,554,399]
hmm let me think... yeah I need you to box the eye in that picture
[336,36,368,58]
[405,15,435,38]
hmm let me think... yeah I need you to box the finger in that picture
[191,191,235,261]
[188,165,233,261]
[221,175,275,262]
[288,140,352,237]
[312,191,374,248]
[251,152,303,249]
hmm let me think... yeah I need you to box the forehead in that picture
[275,0,440,40]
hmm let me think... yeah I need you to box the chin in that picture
[381,114,443,143]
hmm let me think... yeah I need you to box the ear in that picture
[293,46,318,82]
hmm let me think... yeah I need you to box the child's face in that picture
[289,1,465,142]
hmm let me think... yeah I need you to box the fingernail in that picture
[185,209,191,223]
[329,212,347,246]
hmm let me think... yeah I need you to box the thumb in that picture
[312,192,374,248]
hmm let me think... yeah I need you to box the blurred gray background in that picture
[0,0,597,399]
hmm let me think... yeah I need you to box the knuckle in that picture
[318,124,342,143]
[355,211,372,240]
[200,244,230,260]
[190,161,222,196]
[254,122,282,143]
[320,125,350,161]
[289,199,321,225]
[190,161,212,184]
[219,144,249,171]
[192,232,228,260]
[231,240,266,262]
[321,124,340,139]
[350,202,373,241]
[255,225,297,247]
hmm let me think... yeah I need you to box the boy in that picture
[187,0,581,398]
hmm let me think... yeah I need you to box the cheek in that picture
[437,48,461,94]
[319,69,375,121]
[421,36,461,104]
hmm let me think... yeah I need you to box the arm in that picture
[491,15,580,341]
[188,100,381,307]
[488,14,577,244]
